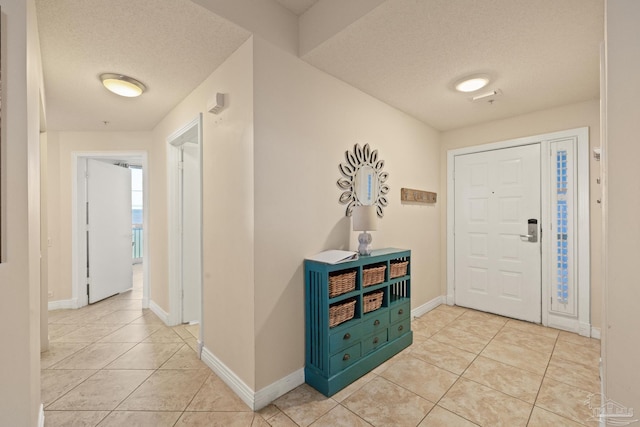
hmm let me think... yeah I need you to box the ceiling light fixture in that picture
[454,74,491,93]
[100,73,146,97]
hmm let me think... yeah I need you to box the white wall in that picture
[439,100,602,329]
[252,37,441,390]
[0,0,44,424]
[151,38,256,388]
[603,0,640,414]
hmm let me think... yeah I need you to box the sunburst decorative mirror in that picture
[337,143,389,217]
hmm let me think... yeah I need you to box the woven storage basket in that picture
[363,291,384,313]
[328,270,356,298]
[362,265,386,287]
[390,261,409,278]
[329,299,356,328]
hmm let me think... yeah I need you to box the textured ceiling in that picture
[36,0,603,132]
[36,0,250,131]
[273,0,319,16]
[302,0,603,130]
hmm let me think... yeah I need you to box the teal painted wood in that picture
[304,248,412,396]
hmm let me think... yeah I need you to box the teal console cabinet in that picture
[304,248,412,396]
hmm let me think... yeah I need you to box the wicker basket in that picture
[390,261,409,278]
[328,270,356,297]
[329,299,356,328]
[362,265,386,287]
[363,291,384,313]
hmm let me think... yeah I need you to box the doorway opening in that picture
[71,152,149,309]
[167,114,203,353]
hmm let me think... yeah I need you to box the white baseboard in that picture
[411,295,445,319]
[48,299,78,310]
[591,326,601,340]
[38,403,44,427]
[200,346,304,411]
[149,300,169,325]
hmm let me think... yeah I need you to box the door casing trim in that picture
[446,127,591,335]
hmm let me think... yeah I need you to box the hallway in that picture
[41,265,601,426]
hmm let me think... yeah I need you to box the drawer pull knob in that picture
[343,354,350,361]
[398,309,404,315]
[373,337,379,344]
[343,333,351,340]
[398,325,404,331]
[374,320,380,326]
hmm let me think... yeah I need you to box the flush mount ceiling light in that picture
[100,73,146,97]
[454,74,491,93]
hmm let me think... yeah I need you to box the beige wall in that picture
[151,39,257,388]
[603,0,640,413]
[253,37,441,390]
[0,0,44,424]
[46,131,154,304]
[439,100,602,329]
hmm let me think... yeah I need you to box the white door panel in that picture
[87,159,133,303]
[454,144,541,322]
[181,143,201,324]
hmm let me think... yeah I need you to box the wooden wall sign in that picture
[401,188,437,204]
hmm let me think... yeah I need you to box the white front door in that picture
[454,144,541,322]
[87,159,133,303]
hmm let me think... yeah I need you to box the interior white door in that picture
[454,144,541,322]
[181,143,201,324]
[87,159,133,303]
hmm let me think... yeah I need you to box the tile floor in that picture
[42,265,601,426]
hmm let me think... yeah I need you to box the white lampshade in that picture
[352,205,377,231]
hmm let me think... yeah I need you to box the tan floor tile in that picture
[143,326,186,343]
[48,369,153,410]
[99,299,143,311]
[172,324,195,340]
[557,331,601,349]
[481,339,550,375]
[48,323,82,340]
[252,415,272,427]
[256,403,281,420]
[410,339,476,375]
[130,312,166,325]
[105,342,183,369]
[184,337,200,353]
[528,406,586,426]
[379,355,458,402]
[447,316,504,339]
[117,369,210,411]
[44,410,109,426]
[459,310,508,327]
[98,323,162,342]
[462,356,543,403]
[41,342,89,369]
[418,405,479,426]
[504,319,560,339]
[97,411,181,427]
[185,323,200,339]
[264,410,299,426]
[41,369,97,407]
[176,412,256,426]
[273,383,338,427]
[439,378,532,427]
[553,340,600,369]
[546,355,601,393]
[493,327,557,355]
[411,318,449,339]
[160,344,207,369]
[343,376,434,427]
[415,308,461,327]
[96,309,144,324]
[332,372,377,402]
[187,373,250,411]
[51,324,124,343]
[50,342,137,369]
[536,378,600,425]
[433,304,468,316]
[311,404,373,426]
[431,325,492,354]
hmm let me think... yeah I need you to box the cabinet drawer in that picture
[362,309,389,335]
[388,319,411,341]
[362,330,388,355]
[329,323,361,354]
[389,301,411,324]
[329,343,361,376]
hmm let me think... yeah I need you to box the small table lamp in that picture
[352,205,377,256]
